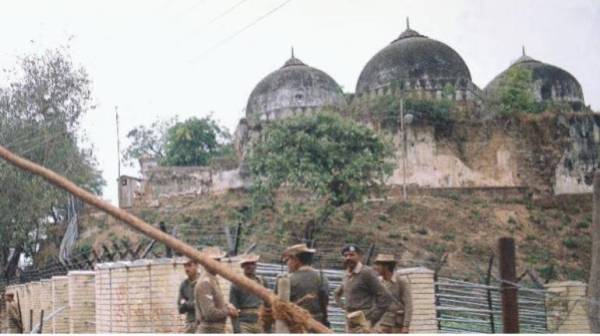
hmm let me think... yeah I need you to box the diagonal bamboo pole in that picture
[0,144,332,333]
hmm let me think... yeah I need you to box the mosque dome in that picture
[484,48,584,108]
[356,20,472,95]
[245,51,347,122]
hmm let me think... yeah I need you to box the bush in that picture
[562,237,579,249]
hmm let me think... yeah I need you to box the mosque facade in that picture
[119,22,598,208]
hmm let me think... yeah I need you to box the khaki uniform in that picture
[229,275,267,333]
[334,263,391,333]
[7,301,22,333]
[178,278,197,333]
[288,266,329,324]
[194,272,228,333]
[376,275,412,333]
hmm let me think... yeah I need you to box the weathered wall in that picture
[388,125,519,188]
[120,113,599,208]
[545,281,591,333]
[554,114,600,194]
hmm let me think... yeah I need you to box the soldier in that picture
[194,251,239,333]
[373,254,412,333]
[229,255,267,333]
[5,292,23,333]
[279,243,330,327]
[178,257,199,333]
[334,244,391,333]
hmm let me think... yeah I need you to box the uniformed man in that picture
[373,254,413,334]
[279,243,330,327]
[178,257,199,333]
[194,251,239,333]
[229,254,267,333]
[5,292,23,334]
[334,244,391,333]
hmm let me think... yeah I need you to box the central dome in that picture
[245,53,347,122]
[356,23,472,95]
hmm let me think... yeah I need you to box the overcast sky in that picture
[0,0,598,204]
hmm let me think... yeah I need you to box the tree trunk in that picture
[589,171,600,332]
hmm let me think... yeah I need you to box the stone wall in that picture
[397,267,437,333]
[120,113,599,208]
[545,281,591,333]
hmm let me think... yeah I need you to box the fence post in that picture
[485,255,496,333]
[233,222,242,256]
[499,237,519,333]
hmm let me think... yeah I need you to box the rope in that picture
[271,298,312,333]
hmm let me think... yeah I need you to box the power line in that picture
[189,0,294,62]
[205,0,250,26]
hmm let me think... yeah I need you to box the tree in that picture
[123,116,235,167]
[247,111,394,232]
[491,66,539,116]
[122,117,175,166]
[163,116,232,166]
[0,48,104,279]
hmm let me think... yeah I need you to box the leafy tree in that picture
[123,116,235,167]
[492,66,540,116]
[122,117,175,166]
[163,116,232,166]
[247,112,394,231]
[0,48,104,279]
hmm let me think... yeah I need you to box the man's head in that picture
[282,244,316,273]
[341,244,363,270]
[373,254,397,277]
[4,292,14,302]
[183,258,199,280]
[240,255,260,277]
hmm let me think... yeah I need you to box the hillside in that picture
[77,186,593,283]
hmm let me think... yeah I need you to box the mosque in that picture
[119,21,598,208]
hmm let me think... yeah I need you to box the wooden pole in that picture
[588,171,600,332]
[498,237,519,333]
[0,144,331,333]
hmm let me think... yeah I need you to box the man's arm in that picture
[319,275,330,326]
[333,283,344,308]
[364,270,392,325]
[177,282,193,314]
[195,280,229,321]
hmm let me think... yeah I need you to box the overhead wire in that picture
[189,0,294,62]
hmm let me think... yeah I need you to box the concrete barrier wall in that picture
[68,270,95,333]
[397,267,437,333]
[39,279,52,333]
[51,276,69,333]
[545,281,591,333]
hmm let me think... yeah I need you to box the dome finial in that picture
[291,46,294,58]
[522,45,526,56]
[406,17,410,29]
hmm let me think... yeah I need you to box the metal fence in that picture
[435,277,548,333]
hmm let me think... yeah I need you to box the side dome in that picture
[356,22,472,96]
[246,53,347,122]
[484,49,585,109]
